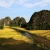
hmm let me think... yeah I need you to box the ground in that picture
[12,27,50,40]
[0,26,49,50]
[0,26,31,45]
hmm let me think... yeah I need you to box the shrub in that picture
[0,25,4,29]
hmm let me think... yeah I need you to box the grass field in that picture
[0,26,49,50]
[0,26,50,41]
[28,30,50,40]
[0,26,32,44]
[12,27,50,40]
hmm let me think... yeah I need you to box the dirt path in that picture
[11,27,50,48]
[31,34,50,48]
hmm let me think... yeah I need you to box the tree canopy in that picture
[19,17,26,27]
[9,17,26,27]
[4,16,11,26]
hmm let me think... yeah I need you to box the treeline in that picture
[0,17,11,29]
[0,16,26,29]
[0,10,50,30]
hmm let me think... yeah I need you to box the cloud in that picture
[24,0,50,8]
[16,0,50,8]
[0,0,27,8]
[16,0,26,5]
[0,0,50,8]
[0,0,14,8]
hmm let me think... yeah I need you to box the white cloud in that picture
[16,0,26,5]
[0,0,50,8]
[0,0,14,8]
[16,0,50,8]
[24,3,34,8]
[24,0,50,8]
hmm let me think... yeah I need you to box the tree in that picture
[0,19,4,29]
[12,17,20,26]
[19,17,26,27]
[0,19,4,26]
[9,20,13,27]
[4,16,11,26]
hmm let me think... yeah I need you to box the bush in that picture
[26,27,31,30]
[0,25,4,29]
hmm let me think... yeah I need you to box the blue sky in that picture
[0,0,50,22]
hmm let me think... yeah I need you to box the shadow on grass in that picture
[0,38,47,50]
[9,27,49,50]
[11,28,31,39]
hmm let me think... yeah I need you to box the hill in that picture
[28,10,50,30]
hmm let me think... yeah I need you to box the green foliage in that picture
[0,16,11,26]
[9,17,26,27]
[10,17,20,26]
[28,10,50,30]
[0,25,4,29]
[19,17,26,27]
[4,16,11,26]
[0,20,4,29]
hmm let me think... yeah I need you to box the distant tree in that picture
[19,17,26,27]
[9,20,13,27]
[0,19,4,26]
[4,16,11,26]
[9,17,26,27]
[0,19,4,29]
[12,17,20,26]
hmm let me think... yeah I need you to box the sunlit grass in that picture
[0,26,31,43]
[12,27,50,40]
[0,26,50,44]
[28,30,50,39]
[0,26,47,50]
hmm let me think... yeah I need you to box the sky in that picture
[0,0,50,22]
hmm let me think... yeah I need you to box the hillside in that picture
[28,10,50,30]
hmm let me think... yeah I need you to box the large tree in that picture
[19,17,26,27]
[4,16,11,26]
[0,19,4,29]
[0,19,4,26]
[12,17,20,26]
